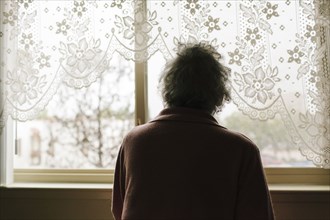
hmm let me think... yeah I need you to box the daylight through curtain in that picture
[0,0,329,168]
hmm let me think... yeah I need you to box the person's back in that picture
[112,43,275,220]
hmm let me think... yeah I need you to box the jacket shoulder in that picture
[216,126,260,153]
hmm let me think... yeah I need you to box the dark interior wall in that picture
[0,187,329,220]
[0,188,113,220]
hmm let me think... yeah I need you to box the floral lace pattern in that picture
[0,0,329,168]
[242,66,277,104]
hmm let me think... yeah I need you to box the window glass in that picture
[147,52,166,118]
[9,0,321,170]
[217,103,313,167]
[14,54,135,169]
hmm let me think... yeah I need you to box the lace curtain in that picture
[0,0,329,168]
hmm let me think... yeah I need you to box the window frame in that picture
[0,117,14,186]
[10,168,330,185]
[1,0,328,187]
[4,51,330,188]
[9,61,330,185]
[13,169,114,184]
[7,61,146,185]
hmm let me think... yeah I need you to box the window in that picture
[147,53,314,168]
[14,54,135,169]
[1,0,329,185]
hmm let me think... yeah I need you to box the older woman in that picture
[112,43,275,220]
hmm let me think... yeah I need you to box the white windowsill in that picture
[4,182,329,192]
[13,169,114,184]
[268,184,330,192]
[5,182,113,189]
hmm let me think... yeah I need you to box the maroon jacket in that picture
[112,107,274,220]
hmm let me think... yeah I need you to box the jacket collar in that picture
[149,107,225,128]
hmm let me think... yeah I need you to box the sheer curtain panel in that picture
[0,0,329,168]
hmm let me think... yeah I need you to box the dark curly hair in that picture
[159,43,231,114]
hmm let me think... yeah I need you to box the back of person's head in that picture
[159,43,231,114]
